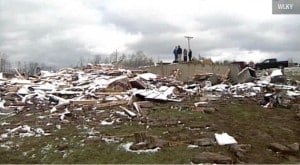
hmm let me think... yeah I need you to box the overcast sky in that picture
[0,0,299,67]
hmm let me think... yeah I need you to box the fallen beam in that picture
[95,100,128,108]
[119,106,137,117]
[71,100,97,105]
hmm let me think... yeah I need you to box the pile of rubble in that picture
[0,64,180,115]
[1,65,299,117]
[0,63,300,163]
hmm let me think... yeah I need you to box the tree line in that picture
[0,53,55,75]
[77,51,154,69]
[0,51,154,74]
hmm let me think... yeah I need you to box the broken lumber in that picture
[119,106,137,117]
[71,100,97,106]
[95,100,128,108]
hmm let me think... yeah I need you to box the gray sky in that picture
[0,0,299,67]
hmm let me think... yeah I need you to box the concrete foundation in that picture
[143,62,240,82]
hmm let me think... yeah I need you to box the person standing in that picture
[188,49,192,62]
[173,46,178,63]
[183,48,187,62]
[177,45,182,62]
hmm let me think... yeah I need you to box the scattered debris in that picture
[215,133,237,145]
[119,106,137,118]
[191,152,233,164]
[230,144,252,160]
[118,142,160,154]
[237,67,256,83]
[268,142,299,154]
[0,63,300,163]
[191,138,215,146]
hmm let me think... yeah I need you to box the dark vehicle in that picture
[255,58,288,70]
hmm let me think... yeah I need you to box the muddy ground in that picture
[0,95,300,164]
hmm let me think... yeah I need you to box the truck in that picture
[254,58,288,70]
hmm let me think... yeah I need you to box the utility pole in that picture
[184,36,193,50]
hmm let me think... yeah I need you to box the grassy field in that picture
[1,98,300,164]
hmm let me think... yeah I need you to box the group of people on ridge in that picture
[173,45,192,63]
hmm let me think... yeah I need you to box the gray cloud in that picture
[183,14,300,62]
[0,0,99,67]
[102,10,182,35]
[0,0,300,68]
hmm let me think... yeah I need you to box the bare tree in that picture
[117,54,126,63]
[28,62,39,75]
[79,56,85,68]
[103,56,110,64]
[22,62,28,74]
[93,54,102,65]
[0,52,10,72]
[16,61,22,72]
[120,51,154,68]
[109,52,117,64]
